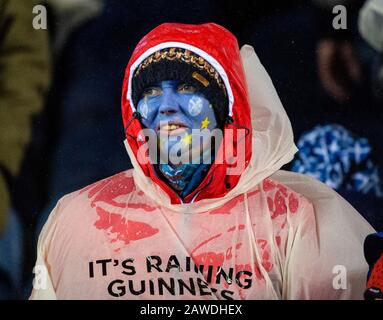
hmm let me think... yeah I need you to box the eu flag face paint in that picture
[137,80,217,162]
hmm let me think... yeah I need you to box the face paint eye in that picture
[177,83,196,94]
[142,87,162,98]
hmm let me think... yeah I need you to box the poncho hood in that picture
[121,23,297,211]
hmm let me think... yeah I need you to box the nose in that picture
[158,89,180,116]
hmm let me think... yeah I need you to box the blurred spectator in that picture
[291,0,383,230]
[314,0,364,102]
[292,124,383,229]
[0,0,50,298]
[47,0,104,55]
[363,232,383,299]
[359,0,383,102]
[359,0,383,53]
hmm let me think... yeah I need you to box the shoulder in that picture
[269,171,374,299]
[256,176,313,225]
[59,169,136,208]
[271,170,374,233]
[37,169,137,250]
[42,169,136,231]
[76,169,136,203]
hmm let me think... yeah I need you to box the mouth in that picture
[157,121,188,136]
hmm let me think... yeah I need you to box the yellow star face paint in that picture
[181,133,193,146]
[158,136,166,150]
[200,116,210,129]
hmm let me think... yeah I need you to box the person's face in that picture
[136,80,217,162]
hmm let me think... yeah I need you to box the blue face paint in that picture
[136,80,218,197]
[137,80,217,155]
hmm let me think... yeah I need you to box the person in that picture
[291,0,383,231]
[30,23,374,300]
[291,123,383,230]
[358,0,383,102]
[313,0,364,102]
[0,0,50,298]
[0,0,50,240]
[359,2,383,227]
[363,232,383,300]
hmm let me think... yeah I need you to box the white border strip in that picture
[127,41,234,116]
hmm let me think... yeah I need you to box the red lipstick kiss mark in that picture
[83,172,157,212]
[264,179,300,219]
[275,235,281,247]
[235,263,263,281]
[209,196,244,215]
[288,193,299,214]
[263,179,276,191]
[193,252,225,273]
[94,207,159,245]
[256,239,273,272]
[90,174,135,208]
[190,223,272,288]
[80,175,115,196]
[209,189,259,215]
[267,190,287,219]
[191,233,223,255]
[127,203,156,212]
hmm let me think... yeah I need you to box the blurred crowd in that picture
[0,0,382,299]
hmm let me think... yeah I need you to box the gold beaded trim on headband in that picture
[133,48,227,92]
